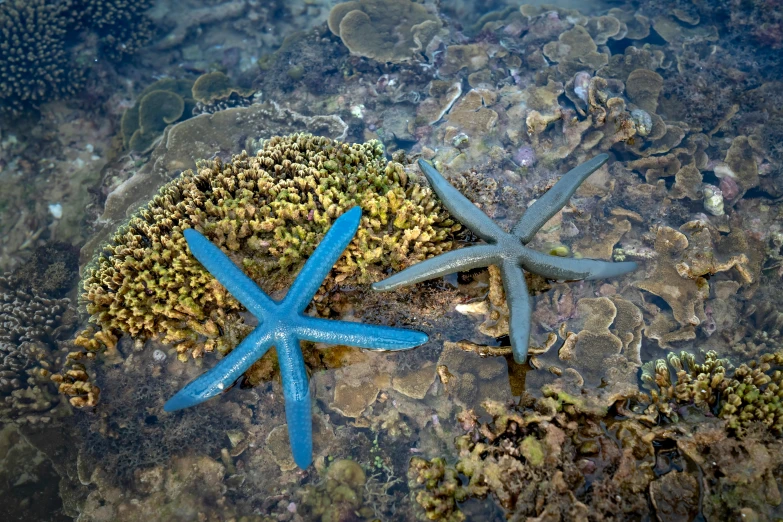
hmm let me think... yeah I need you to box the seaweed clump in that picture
[409,392,655,521]
[79,133,458,361]
[409,373,783,521]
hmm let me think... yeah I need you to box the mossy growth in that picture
[191,71,254,104]
[80,133,460,360]
[121,78,195,151]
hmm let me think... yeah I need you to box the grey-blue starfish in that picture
[164,206,428,469]
[372,154,637,364]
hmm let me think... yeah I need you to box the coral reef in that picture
[80,133,457,361]
[4,0,783,518]
[328,0,442,64]
[0,0,85,114]
[0,0,154,114]
[0,273,75,423]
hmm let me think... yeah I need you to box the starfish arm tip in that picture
[586,260,638,279]
[285,395,314,469]
[163,390,202,412]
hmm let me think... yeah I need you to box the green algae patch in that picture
[520,435,544,466]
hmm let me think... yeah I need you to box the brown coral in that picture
[81,134,458,360]
[328,0,442,64]
[0,274,75,422]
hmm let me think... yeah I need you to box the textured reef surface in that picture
[1,0,783,521]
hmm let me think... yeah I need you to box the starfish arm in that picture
[282,207,362,313]
[499,260,532,364]
[184,228,276,318]
[519,248,638,281]
[511,154,609,243]
[276,334,313,469]
[164,327,274,412]
[372,244,501,292]
[418,159,506,241]
[295,316,428,350]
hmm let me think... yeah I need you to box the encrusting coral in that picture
[79,133,458,362]
[328,0,442,64]
[120,78,195,151]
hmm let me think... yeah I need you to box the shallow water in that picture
[1,0,782,520]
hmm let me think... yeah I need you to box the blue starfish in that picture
[164,206,428,469]
[372,154,637,364]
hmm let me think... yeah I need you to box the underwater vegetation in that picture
[410,357,783,521]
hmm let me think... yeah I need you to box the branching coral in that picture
[0,0,84,114]
[0,0,154,114]
[0,273,75,422]
[80,133,458,360]
[642,350,783,435]
[73,0,154,61]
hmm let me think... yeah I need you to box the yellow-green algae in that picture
[79,133,459,360]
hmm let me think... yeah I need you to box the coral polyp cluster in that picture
[642,350,783,434]
[80,133,458,360]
